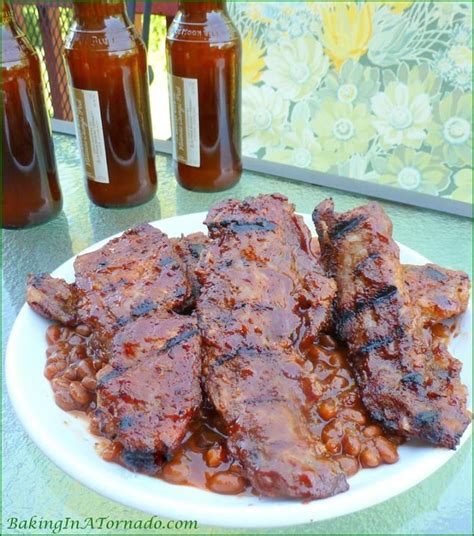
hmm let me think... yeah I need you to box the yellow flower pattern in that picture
[242,32,265,86]
[319,3,373,71]
[226,1,472,206]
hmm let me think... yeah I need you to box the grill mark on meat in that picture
[121,449,159,472]
[354,252,381,275]
[329,215,366,241]
[339,285,398,326]
[97,367,126,387]
[162,328,199,352]
[198,194,347,499]
[189,243,205,259]
[113,317,129,328]
[401,372,424,385]
[424,266,449,283]
[208,218,277,235]
[210,347,266,368]
[131,299,157,317]
[414,410,439,426]
[313,199,471,449]
[358,333,398,354]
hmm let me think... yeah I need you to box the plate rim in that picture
[5,212,472,529]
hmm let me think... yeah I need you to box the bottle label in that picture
[71,88,109,183]
[169,74,200,168]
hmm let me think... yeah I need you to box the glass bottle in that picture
[166,1,242,192]
[64,0,157,208]
[2,2,62,229]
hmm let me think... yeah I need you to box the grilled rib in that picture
[26,273,78,326]
[74,224,191,329]
[27,224,202,472]
[404,264,470,323]
[313,199,471,448]
[197,194,347,499]
[93,312,201,473]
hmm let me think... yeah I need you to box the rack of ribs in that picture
[196,194,348,499]
[313,200,471,448]
[27,224,202,473]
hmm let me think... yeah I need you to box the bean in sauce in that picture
[44,324,406,495]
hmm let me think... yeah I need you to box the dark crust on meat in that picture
[73,224,192,330]
[26,273,78,326]
[197,194,347,499]
[27,224,202,473]
[404,264,470,323]
[94,313,201,473]
[313,199,471,449]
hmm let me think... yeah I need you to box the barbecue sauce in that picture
[166,1,242,192]
[2,2,62,229]
[45,324,401,496]
[64,0,157,207]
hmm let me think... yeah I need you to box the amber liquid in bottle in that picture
[2,3,62,229]
[166,1,242,192]
[64,0,157,207]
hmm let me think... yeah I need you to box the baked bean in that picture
[46,325,62,345]
[69,381,92,405]
[76,360,94,379]
[46,346,58,358]
[51,377,70,390]
[162,460,190,484]
[360,445,381,468]
[70,345,87,362]
[90,417,101,436]
[342,434,361,457]
[63,366,78,381]
[44,361,67,380]
[432,323,449,339]
[54,389,76,411]
[375,436,399,464]
[318,398,337,421]
[68,334,83,346]
[337,455,359,477]
[322,419,344,444]
[205,445,226,468]
[325,438,341,454]
[81,376,97,391]
[363,425,383,438]
[75,324,91,337]
[101,440,121,462]
[340,408,366,425]
[207,471,247,495]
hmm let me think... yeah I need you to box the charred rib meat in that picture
[74,224,191,330]
[93,312,201,473]
[197,194,347,499]
[313,200,470,448]
[28,224,202,472]
[404,264,470,323]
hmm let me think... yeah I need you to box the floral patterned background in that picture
[228,1,472,205]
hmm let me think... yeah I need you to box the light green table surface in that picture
[2,134,472,535]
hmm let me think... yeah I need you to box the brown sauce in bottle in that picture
[2,2,62,229]
[166,1,242,192]
[64,0,157,207]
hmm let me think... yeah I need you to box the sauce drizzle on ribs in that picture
[313,200,471,448]
[197,194,348,499]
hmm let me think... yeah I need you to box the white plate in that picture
[6,213,472,529]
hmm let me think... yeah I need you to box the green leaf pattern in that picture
[229,1,472,203]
